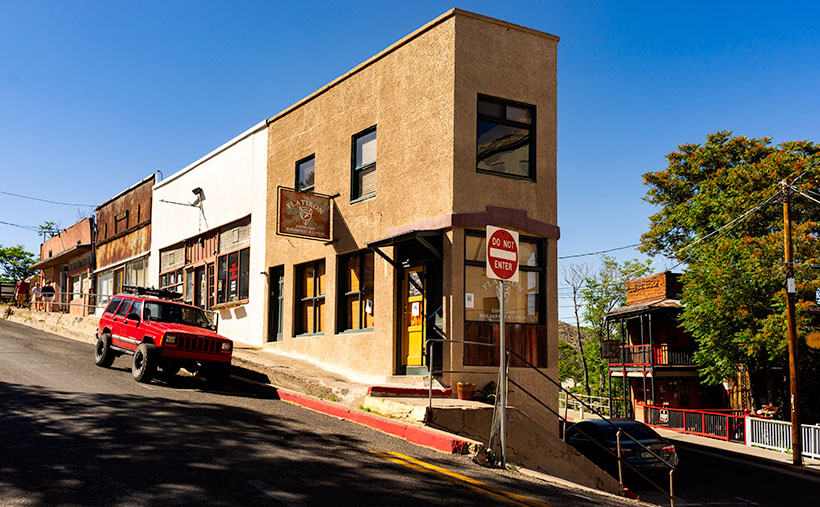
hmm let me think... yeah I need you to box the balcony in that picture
[606,343,696,371]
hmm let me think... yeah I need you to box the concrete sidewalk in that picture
[563,408,820,478]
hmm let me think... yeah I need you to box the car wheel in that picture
[132,343,157,383]
[94,333,116,368]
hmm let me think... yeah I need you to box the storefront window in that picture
[296,260,325,334]
[216,247,250,304]
[463,231,544,324]
[339,251,374,331]
[126,257,147,287]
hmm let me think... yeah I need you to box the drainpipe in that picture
[650,313,656,406]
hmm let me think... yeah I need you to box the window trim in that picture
[476,94,536,181]
[350,125,377,202]
[296,259,326,336]
[463,229,546,325]
[295,154,316,193]
[338,251,374,332]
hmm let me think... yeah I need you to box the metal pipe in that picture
[499,280,507,468]
[617,430,624,490]
[669,468,675,507]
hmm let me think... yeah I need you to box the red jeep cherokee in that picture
[94,286,233,384]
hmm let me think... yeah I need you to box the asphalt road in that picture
[625,433,820,506]
[0,319,638,507]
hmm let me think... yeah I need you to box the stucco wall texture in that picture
[264,6,560,415]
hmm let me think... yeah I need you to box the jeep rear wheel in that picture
[94,333,115,368]
[132,343,157,383]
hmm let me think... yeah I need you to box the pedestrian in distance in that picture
[14,279,29,308]
[41,281,56,312]
[32,282,42,310]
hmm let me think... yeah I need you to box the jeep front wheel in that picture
[94,333,115,368]
[132,344,157,383]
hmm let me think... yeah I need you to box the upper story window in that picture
[351,126,377,201]
[476,95,535,180]
[296,155,316,193]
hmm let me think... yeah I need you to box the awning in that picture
[366,229,443,270]
[31,244,92,270]
[606,297,682,320]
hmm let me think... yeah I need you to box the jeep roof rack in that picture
[122,285,183,300]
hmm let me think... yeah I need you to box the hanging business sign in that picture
[277,187,332,241]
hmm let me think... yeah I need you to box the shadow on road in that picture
[0,379,436,506]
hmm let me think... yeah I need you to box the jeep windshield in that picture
[143,301,212,329]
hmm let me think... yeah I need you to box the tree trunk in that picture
[574,307,591,397]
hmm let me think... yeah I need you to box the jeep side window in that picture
[115,300,132,318]
[129,301,142,320]
[104,297,122,315]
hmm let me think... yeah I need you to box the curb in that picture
[232,375,482,455]
[367,386,453,398]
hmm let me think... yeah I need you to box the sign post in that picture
[486,225,519,468]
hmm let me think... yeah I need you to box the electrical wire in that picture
[558,243,642,260]
[0,220,41,232]
[0,190,95,207]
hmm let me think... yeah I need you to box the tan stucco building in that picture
[261,9,560,419]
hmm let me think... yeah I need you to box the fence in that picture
[641,404,746,444]
[747,417,820,459]
[8,290,219,328]
[558,392,611,418]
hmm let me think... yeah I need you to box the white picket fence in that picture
[747,417,820,459]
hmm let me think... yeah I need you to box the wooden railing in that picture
[608,344,695,367]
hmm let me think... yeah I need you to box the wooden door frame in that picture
[400,265,427,374]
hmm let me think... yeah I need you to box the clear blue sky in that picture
[2,1,819,321]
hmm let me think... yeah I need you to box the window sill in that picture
[212,299,249,311]
[295,332,325,338]
[337,328,374,335]
[476,168,536,182]
[350,193,376,204]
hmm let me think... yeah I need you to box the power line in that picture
[0,190,95,207]
[558,243,642,259]
[0,220,41,232]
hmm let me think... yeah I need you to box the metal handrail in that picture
[15,290,219,327]
[425,337,676,506]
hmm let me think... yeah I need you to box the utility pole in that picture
[782,180,803,466]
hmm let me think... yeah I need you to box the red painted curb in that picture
[276,388,473,454]
[366,386,453,398]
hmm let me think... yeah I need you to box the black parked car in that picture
[564,420,679,477]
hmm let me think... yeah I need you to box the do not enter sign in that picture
[486,226,519,281]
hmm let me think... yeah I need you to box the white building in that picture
[149,121,268,345]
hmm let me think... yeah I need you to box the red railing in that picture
[640,403,746,443]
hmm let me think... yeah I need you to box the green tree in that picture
[0,245,37,282]
[641,131,820,414]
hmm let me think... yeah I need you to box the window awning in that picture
[366,229,443,270]
[31,244,92,270]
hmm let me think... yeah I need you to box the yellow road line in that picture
[370,451,549,507]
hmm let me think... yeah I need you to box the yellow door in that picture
[402,266,425,367]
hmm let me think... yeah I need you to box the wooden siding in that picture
[186,230,219,266]
[464,321,548,367]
